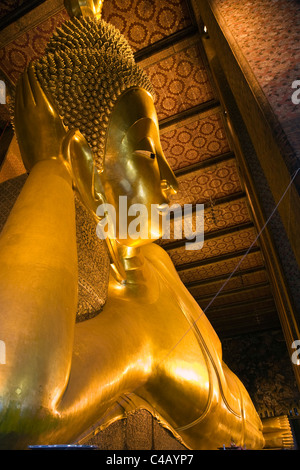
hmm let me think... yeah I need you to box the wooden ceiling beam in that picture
[200,295,275,312]
[194,281,270,303]
[214,318,281,339]
[135,0,199,62]
[209,311,279,330]
[209,307,278,321]
[159,99,220,131]
[185,265,266,289]
[135,25,199,63]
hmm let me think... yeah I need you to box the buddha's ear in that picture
[62,128,106,222]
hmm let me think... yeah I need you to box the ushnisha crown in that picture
[34,15,154,170]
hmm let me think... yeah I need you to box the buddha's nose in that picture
[160,178,177,197]
[158,152,178,197]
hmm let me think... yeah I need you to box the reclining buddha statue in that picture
[0,0,283,450]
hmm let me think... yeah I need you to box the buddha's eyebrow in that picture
[124,117,157,144]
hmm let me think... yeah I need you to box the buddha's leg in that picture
[135,252,265,449]
[134,333,265,450]
[0,159,78,447]
[0,258,152,449]
[220,362,265,449]
[53,312,264,450]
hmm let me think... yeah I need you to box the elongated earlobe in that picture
[62,128,126,283]
[62,128,106,222]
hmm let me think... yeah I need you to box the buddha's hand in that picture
[64,0,103,19]
[15,63,104,217]
[14,64,69,172]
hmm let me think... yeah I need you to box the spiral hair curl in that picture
[34,16,154,170]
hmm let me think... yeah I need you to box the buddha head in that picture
[34,14,178,248]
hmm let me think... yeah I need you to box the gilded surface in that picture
[0,3,272,449]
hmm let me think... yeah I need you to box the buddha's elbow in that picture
[0,379,57,450]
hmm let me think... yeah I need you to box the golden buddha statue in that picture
[0,0,288,450]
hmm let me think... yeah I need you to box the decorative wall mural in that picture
[222,329,300,418]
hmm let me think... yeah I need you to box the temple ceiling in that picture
[0,0,281,339]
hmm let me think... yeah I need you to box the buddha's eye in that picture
[133,150,156,160]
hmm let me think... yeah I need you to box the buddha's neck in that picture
[109,241,150,285]
[108,241,162,302]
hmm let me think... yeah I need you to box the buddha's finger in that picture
[27,63,59,118]
[14,75,25,118]
[22,67,36,108]
[27,63,47,108]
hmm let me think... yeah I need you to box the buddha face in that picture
[98,87,178,247]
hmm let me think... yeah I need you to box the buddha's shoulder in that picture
[141,243,179,277]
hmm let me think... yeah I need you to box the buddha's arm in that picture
[0,158,78,416]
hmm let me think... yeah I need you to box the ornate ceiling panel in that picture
[158,196,251,245]
[144,43,215,120]
[203,197,251,232]
[170,158,242,206]
[167,226,257,267]
[102,0,192,52]
[160,110,230,171]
